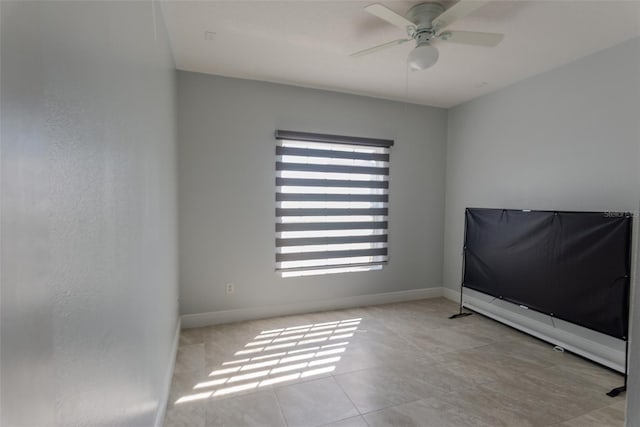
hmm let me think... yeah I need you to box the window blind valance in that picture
[275,130,394,148]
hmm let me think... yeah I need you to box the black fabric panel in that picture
[276,162,389,176]
[276,221,387,232]
[276,208,388,217]
[276,146,389,162]
[276,177,389,189]
[277,234,388,247]
[276,247,387,262]
[275,130,394,147]
[276,193,388,203]
[276,261,387,273]
[463,208,632,339]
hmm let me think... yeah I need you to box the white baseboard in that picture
[443,287,625,373]
[154,317,181,427]
[181,287,444,329]
[443,287,460,303]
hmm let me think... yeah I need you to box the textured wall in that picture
[177,72,447,316]
[629,78,640,422]
[444,37,640,293]
[1,2,178,425]
[443,38,640,422]
[629,198,640,425]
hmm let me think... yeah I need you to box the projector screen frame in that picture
[453,207,633,396]
[461,207,632,339]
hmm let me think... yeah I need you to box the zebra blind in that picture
[275,130,393,276]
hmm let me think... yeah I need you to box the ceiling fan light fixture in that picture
[407,43,439,71]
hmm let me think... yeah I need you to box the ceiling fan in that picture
[352,1,504,70]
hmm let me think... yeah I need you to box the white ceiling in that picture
[160,1,640,108]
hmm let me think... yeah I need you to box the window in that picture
[275,130,393,277]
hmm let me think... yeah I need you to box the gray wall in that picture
[177,72,447,316]
[443,37,640,424]
[630,200,640,424]
[1,2,178,426]
[630,81,640,423]
[444,37,640,290]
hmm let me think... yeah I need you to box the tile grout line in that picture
[332,374,363,418]
[332,365,436,420]
[271,388,290,427]
[165,299,625,427]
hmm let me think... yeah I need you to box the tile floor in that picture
[164,298,626,427]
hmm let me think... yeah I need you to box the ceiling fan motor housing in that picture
[406,2,445,40]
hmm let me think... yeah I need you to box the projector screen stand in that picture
[449,242,472,320]
[607,341,628,397]
[449,311,473,319]
[449,286,472,319]
[449,289,473,319]
[607,385,626,398]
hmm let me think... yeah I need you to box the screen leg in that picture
[607,340,628,397]
[448,289,472,319]
[606,385,626,398]
[449,244,472,319]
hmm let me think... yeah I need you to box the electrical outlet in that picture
[226,283,234,294]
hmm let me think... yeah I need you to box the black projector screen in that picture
[463,208,632,339]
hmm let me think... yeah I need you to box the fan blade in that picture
[432,1,489,31]
[350,38,411,57]
[438,31,504,47]
[365,4,416,31]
